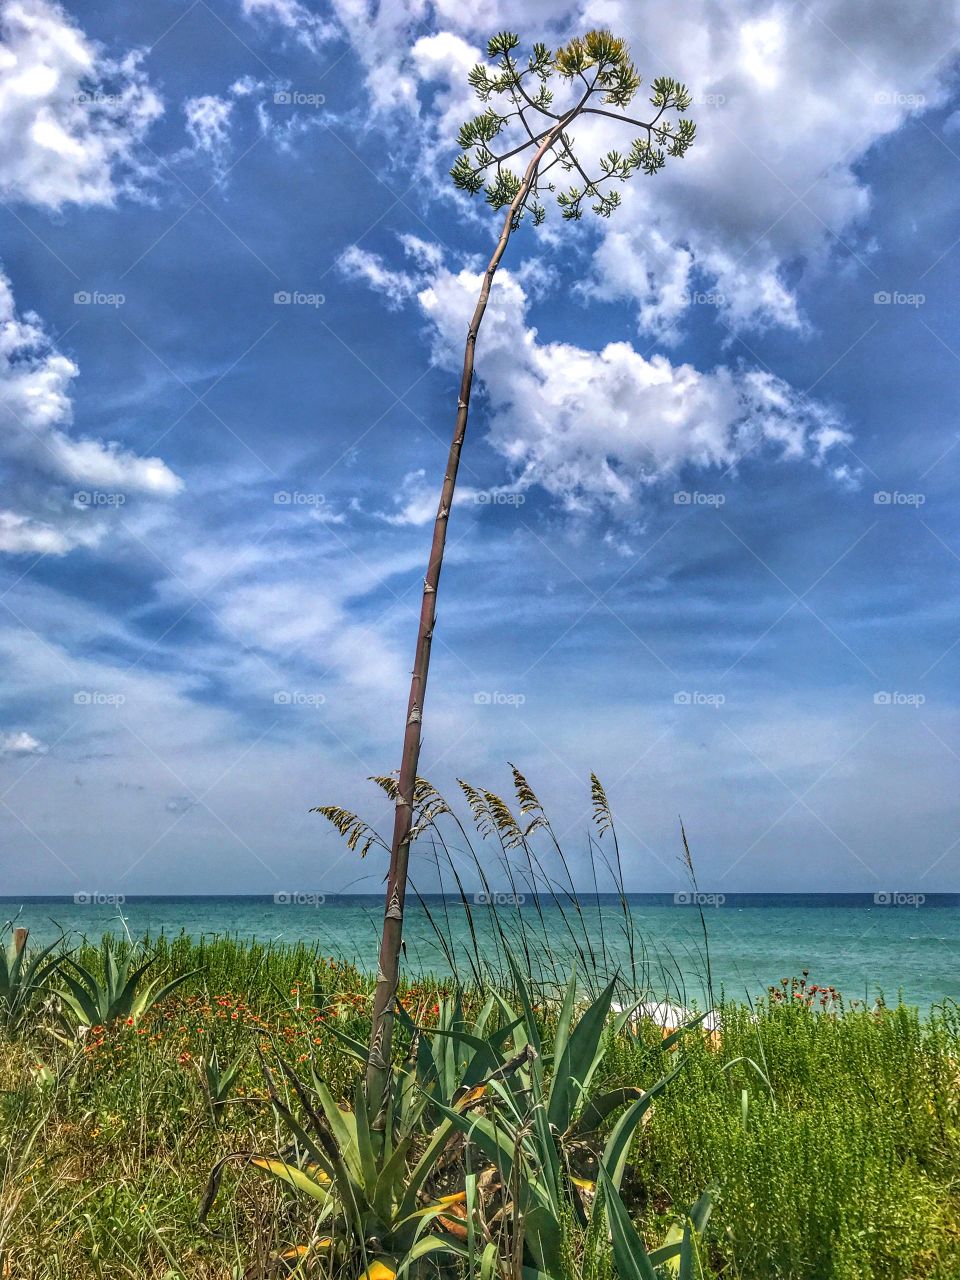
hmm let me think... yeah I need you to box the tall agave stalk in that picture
[366,29,695,1107]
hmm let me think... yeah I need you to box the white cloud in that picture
[0,0,162,208]
[355,252,852,512]
[339,245,418,309]
[0,269,182,555]
[0,729,47,755]
[248,0,960,335]
[378,468,439,526]
[180,78,272,173]
[240,0,337,52]
[563,0,960,333]
[183,93,234,170]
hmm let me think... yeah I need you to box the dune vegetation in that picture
[1,924,959,1280]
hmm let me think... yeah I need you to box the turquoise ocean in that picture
[4,893,959,1012]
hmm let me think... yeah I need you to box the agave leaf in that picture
[473,994,496,1038]
[116,954,158,1017]
[132,968,199,1022]
[359,1259,397,1280]
[103,944,121,1005]
[659,1189,713,1278]
[352,1079,379,1195]
[250,1157,331,1202]
[58,966,100,1026]
[215,1052,244,1100]
[397,1114,459,1215]
[551,966,579,1074]
[597,1163,658,1280]
[490,989,526,1054]
[316,1015,369,1064]
[547,973,618,1134]
[428,1100,523,1198]
[524,1201,566,1276]
[269,1062,353,1196]
[397,1234,468,1277]
[566,1085,645,1138]
[0,935,66,1025]
[373,1127,416,1214]
[395,1192,468,1231]
[482,1243,502,1280]
[459,1015,525,1090]
[504,947,542,1055]
[313,1078,363,1184]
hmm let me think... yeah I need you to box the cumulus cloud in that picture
[0,270,182,555]
[245,0,960,335]
[0,0,162,208]
[349,251,853,512]
[0,729,47,755]
[563,0,960,333]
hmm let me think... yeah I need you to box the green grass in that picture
[2,935,959,1278]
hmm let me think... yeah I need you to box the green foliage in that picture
[0,926,64,1035]
[55,939,199,1031]
[604,995,960,1279]
[201,995,510,1276]
[450,29,695,224]
[425,958,706,1278]
[0,935,959,1278]
[202,1041,245,1125]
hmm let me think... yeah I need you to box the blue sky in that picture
[0,0,958,896]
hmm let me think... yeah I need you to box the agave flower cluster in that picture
[450,29,695,224]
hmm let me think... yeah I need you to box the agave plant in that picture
[427,957,709,1277]
[202,1043,246,1127]
[205,962,710,1279]
[201,997,522,1277]
[55,940,198,1031]
[0,927,66,1036]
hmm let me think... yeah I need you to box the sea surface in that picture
[4,894,959,1012]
